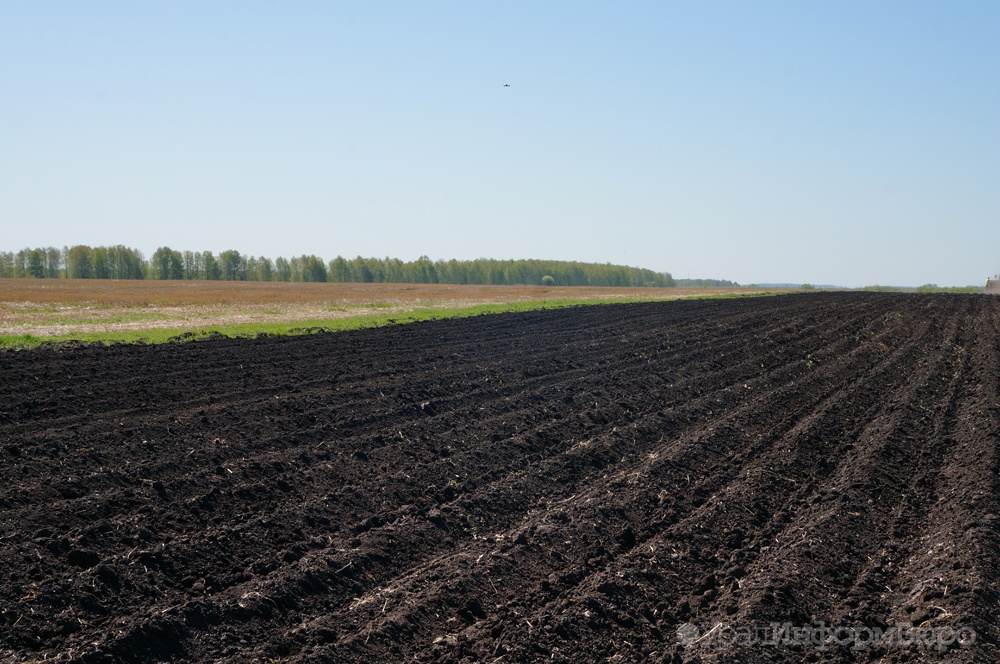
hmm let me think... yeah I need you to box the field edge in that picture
[0,291,789,350]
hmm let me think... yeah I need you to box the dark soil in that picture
[1,293,998,663]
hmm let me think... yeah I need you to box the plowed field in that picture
[1,293,998,663]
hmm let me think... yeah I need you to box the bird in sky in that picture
[503,84,510,87]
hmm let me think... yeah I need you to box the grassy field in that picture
[0,279,791,348]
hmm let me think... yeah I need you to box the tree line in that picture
[674,278,739,288]
[0,245,684,287]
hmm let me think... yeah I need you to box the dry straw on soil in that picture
[0,279,766,337]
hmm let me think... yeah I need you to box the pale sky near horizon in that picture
[2,2,998,287]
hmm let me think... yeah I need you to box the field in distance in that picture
[0,279,788,345]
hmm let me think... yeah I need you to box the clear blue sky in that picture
[2,2,998,287]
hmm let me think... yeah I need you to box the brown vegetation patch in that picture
[0,279,770,337]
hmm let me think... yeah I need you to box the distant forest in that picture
[0,245,736,288]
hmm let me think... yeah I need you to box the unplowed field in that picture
[1,293,998,663]
[0,279,771,339]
